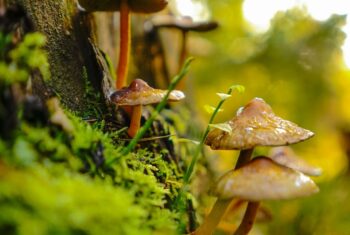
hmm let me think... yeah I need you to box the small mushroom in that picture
[205,97,314,150]
[213,157,319,201]
[195,157,318,235]
[269,146,322,176]
[110,79,184,137]
[78,0,168,89]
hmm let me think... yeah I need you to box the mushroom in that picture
[205,97,314,151]
[110,78,184,137]
[146,15,218,88]
[269,146,322,176]
[195,157,319,235]
[78,0,168,89]
[195,97,315,235]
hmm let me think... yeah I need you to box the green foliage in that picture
[0,32,50,84]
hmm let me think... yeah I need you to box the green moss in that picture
[0,32,185,234]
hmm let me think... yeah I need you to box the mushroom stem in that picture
[233,202,260,235]
[235,148,254,169]
[194,199,231,235]
[116,0,131,89]
[177,31,188,89]
[127,104,142,137]
[232,148,259,235]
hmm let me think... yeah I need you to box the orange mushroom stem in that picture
[127,104,142,137]
[116,0,131,89]
[233,202,260,235]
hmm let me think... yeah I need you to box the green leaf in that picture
[176,138,200,145]
[209,123,232,133]
[230,85,245,93]
[216,93,231,100]
[203,105,223,114]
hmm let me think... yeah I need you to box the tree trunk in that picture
[7,0,112,116]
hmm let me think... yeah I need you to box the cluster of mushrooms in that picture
[194,97,321,235]
[78,1,321,234]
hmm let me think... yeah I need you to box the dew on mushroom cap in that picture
[205,97,314,150]
[110,79,185,106]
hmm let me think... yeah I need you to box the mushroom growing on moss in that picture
[110,79,184,137]
[78,0,168,89]
[195,97,316,235]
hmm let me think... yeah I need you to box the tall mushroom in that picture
[195,97,315,235]
[78,0,168,89]
[110,78,184,137]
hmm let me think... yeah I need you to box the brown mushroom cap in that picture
[149,15,219,32]
[205,97,314,150]
[269,147,322,176]
[213,156,319,201]
[78,0,168,13]
[110,78,185,106]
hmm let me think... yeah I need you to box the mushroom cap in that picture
[149,15,219,32]
[212,156,319,201]
[269,147,322,176]
[78,0,167,13]
[205,97,314,150]
[110,78,185,106]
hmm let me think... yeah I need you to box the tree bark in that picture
[7,0,111,115]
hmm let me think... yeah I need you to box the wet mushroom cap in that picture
[110,78,185,106]
[205,97,314,150]
[213,156,319,201]
[149,15,219,32]
[269,147,322,176]
[78,0,168,13]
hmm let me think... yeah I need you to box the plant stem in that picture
[116,0,130,89]
[194,199,231,235]
[233,202,260,235]
[106,57,194,165]
[183,87,236,184]
[177,31,187,89]
[174,86,242,231]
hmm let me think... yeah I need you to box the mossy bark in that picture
[7,0,110,114]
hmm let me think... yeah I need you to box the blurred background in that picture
[155,0,350,234]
